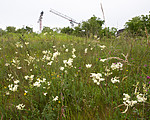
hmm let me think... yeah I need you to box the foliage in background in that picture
[125,11,150,36]
[60,15,117,39]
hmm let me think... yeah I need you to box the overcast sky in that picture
[0,0,150,32]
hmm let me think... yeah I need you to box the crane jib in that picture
[50,8,80,26]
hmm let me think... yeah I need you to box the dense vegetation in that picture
[0,12,150,119]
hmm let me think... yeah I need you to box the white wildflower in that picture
[24,90,28,93]
[65,49,68,52]
[47,61,53,65]
[17,67,22,69]
[72,54,76,58]
[6,91,10,95]
[14,80,19,84]
[72,48,76,55]
[24,75,29,80]
[8,84,18,92]
[99,45,106,50]
[122,93,137,113]
[111,77,120,83]
[100,59,107,62]
[123,93,130,101]
[15,42,23,48]
[60,67,64,71]
[63,58,73,67]
[111,62,123,70]
[51,51,60,60]
[86,64,92,68]
[53,96,58,101]
[137,94,147,102]
[16,103,25,110]
[43,92,47,96]
[90,73,105,85]
[43,32,47,35]
[33,81,41,87]
[25,42,29,45]
[42,50,48,54]
[5,63,10,66]
[85,48,88,54]
[63,45,66,48]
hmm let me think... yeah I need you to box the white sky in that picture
[0,0,150,32]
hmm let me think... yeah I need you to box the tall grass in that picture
[0,32,150,119]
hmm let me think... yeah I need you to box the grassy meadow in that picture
[0,32,150,119]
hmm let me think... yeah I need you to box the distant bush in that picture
[61,26,74,35]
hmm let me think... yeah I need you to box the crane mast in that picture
[38,11,44,32]
[50,8,80,27]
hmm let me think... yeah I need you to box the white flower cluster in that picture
[90,73,105,85]
[122,91,147,114]
[100,59,107,62]
[63,44,69,52]
[7,74,19,92]
[98,44,106,50]
[111,62,123,70]
[6,74,14,81]
[24,54,35,65]
[52,96,59,101]
[42,50,52,61]
[15,42,23,48]
[86,64,92,68]
[33,78,46,87]
[12,57,22,69]
[111,76,120,84]
[8,84,19,92]
[136,94,147,102]
[24,75,34,83]
[25,42,29,45]
[60,67,65,71]
[16,103,25,110]
[122,93,137,113]
[103,67,113,76]
[5,63,10,66]
[42,50,60,65]
[134,82,147,102]
[72,48,76,58]
[63,58,73,68]
[51,51,60,60]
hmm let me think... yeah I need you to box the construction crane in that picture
[38,11,44,32]
[50,8,80,27]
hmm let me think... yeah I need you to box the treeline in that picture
[0,12,150,38]
[60,15,117,38]
[0,26,34,36]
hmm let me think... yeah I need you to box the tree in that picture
[6,26,16,33]
[16,26,33,34]
[0,28,6,35]
[125,12,150,36]
[73,25,85,37]
[42,26,53,33]
[81,15,104,38]
[61,27,74,35]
